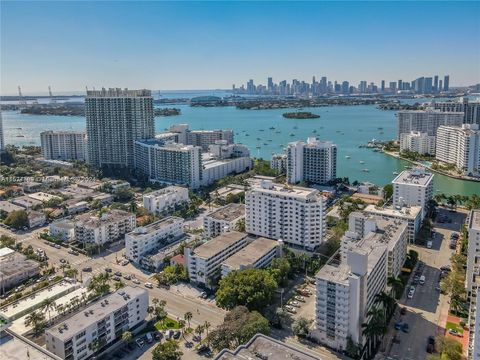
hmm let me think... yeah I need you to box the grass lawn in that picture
[446,321,464,335]
[154,317,181,331]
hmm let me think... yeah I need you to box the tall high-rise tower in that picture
[444,75,450,92]
[0,112,4,153]
[85,88,154,170]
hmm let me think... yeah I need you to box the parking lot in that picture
[385,208,467,360]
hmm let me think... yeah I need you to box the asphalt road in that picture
[385,208,467,360]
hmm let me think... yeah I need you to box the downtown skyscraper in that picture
[85,88,154,170]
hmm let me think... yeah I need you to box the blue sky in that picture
[1,1,479,94]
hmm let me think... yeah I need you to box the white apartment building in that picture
[343,213,408,278]
[45,286,148,360]
[134,139,203,189]
[245,180,325,251]
[201,154,252,186]
[125,217,184,264]
[399,131,436,155]
[271,154,287,174]
[204,203,245,238]
[208,141,250,159]
[85,88,154,169]
[364,204,422,243]
[221,237,280,277]
[432,98,480,125]
[185,231,249,287]
[436,124,480,177]
[392,168,434,219]
[74,210,136,246]
[466,210,480,298]
[397,109,464,139]
[50,220,75,241]
[0,248,40,293]
[468,284,480,360]
[40,131,87,161]
[143,186,190,215]
[287,138,337,184]
[168,124,234,151]
[313,238,388,351]
[0,111,4,153]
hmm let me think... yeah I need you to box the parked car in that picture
[112,276,121,281]
[60,259,66,264]
[440,266,451,272]
[448,329,462,337]
[154,332,163,340]
[295,295,305,302]
[121,259,129,266]
[123,274,132,280]
[115,271,122,277]
[105,268,112,273]
[427,241,433,249]
[132,278,140,285]
[289,300,301,308]
[408,288,415,299]
[173,331,181,340]
[285,305,297,314]
[400,307,407,315]
[394,321,403,330]
[54,244,61,249]
[427,336,435,353]
[145,332,153,343]
[82,266,92,272]
[144,282,153,289]
[402,323,410,333]
[135,338,144,348]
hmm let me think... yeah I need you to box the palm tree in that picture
[194,325,204,341]
[152,298,159,307]
[204,320,211,342]
[179,320,186,341]
[114,280,125,290]
[121,331,133,349]
[184,311,193,330]
[387,276,404,299]
[375,291,396,319]
[41,298,57,323]
[25,310,46,335]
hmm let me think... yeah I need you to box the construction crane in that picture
[17,86,27,107]
[48,86,57,104]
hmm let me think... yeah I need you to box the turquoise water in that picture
[3,103,480,196]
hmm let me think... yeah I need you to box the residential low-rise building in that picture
[74,210,136,246]
[28,192,63,204]
[400,131,436,155]
[0,201,23,215]
[10,196,42,210]
[45,286,148,360]
[203,203,245,238]
[221,237,280,277]
[201,153,252,186]
[364,204,422,243]
[185,231,249,287]
[245,180,325,251]
[0,248,40,293]
[28,210,46,228]
[65,200,89,215]
[143,186,190,215]
[50,220,75,241]
[125,217,184,265]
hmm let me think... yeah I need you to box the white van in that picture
[419,275,426,285]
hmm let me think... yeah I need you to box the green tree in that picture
[0,235,16,248]
[292,317,313,338]
[41,298,57,323]
[269,257,291,287]
[24,310,46,335]
[121,331,133,348]
[234,218,246,232]
[184,311,193,330]
[152,340,183,360]
[4,210,29,229]
[387,276,404,300]
[215,269,277,311]
[436,336,462,360]
[383,184,393,201]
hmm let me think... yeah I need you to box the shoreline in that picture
[382,150,480,183]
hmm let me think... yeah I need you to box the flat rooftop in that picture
[0,332,60,360]
[27,192,62,202]
[75,209,133,227]
[469,210,480,232]
[222,237,278,270]
[50,219,74,230]
[0,201,23,213]
[215,334,320,360]
[0,247,15,258]
[250,180,321,200]
[207,203,245,222]
[192,231,248,259]
[144,186,187,197]
[11,196,42,208]
[127,216,183,238]
[0,252,39,277]
[47,286,147,340]
[316,263,350,285]
[364,204,422,219]
[392,168,433,187]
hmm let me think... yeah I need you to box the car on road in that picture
[135,338,144,348]
[440,266,451,272]
[105,268,112,273]
[407,287,415,299]
[145,332,153,343]
[144,282,153,289]
[115,271,122,277]
[295,295,305,302]
[54,244,61,249]
[165,330,173,339]
[112,276,121,281]
[427,241,433,249]
[154,332,163,341]
[394,321,403,330]
[82,266,92,272]
[123,274,132,280]
[200,291,208,299]
[132,278,140,285]
[173,331,181,340]
[60,259,66,263]
[419,275,426,285]
[400,307,407,315]
[289,300,301,308]
[121,259,129,266]
[402,323,410,333]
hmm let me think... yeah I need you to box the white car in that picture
[285,305,297,314]
[427,241,433,249]
[289,300,301,308]
[407,287,415,299]
[144,282,153,289]
[132,278,140,285]
[295,295,305,302]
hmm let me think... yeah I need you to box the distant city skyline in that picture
[1,1,479,95]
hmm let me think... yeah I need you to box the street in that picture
[385,208,467,360]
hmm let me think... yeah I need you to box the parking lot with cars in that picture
[385,208,467,360]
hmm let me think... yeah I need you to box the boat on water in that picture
[269,127,275,130]
[259,129,265,132]
[379,131,384,134]
[359,160,365,164]
[268,139,272,142]
[312,130,317,133]
[245,134,250,136]
[293,126,298,129]
[256,138,261,141]
[289,133,295,136]
[393,172,399,175]
[363,169,370,172]
[377,127,383,130]
[263,143,268,146]
[256,146,261,149]
[275,131,281,133]
[345,156,351,159]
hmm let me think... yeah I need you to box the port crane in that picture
[17,86,27,107]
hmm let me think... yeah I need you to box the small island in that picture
[282,111,320,119]
[154,108,181,116]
